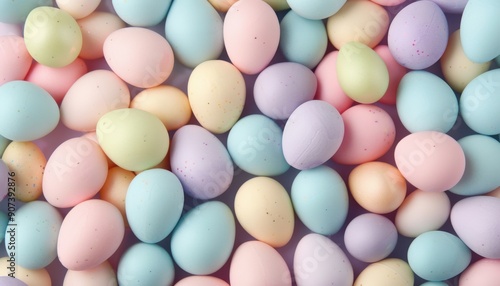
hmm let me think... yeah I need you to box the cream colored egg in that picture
[353,258,414,286]
[100,166,135,227]
[0,257,51,286]
[56,0,101,19]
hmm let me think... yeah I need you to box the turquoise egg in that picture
[0,81,60,141]
[126,168,184,244]
[291,165,349,235]
[112,0,172,27]
[227,114,289,176]
[279,10,328,69]
[0,0,52,23]
[407,230,471,281]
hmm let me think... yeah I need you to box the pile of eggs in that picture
[0,0,500,285]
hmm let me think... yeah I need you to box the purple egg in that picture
[0,160,8,201]
[0,277,28,286]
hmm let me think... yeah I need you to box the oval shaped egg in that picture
[56,0,101,19]
[451,196,500,259]
[0,257,51,286]
[388,0,448,69]
[332,104,396,165]
[291,165,348,235]
[0,80,59,141]
[294,233,353,286]
[459,258,500,286]
[407,230,471,281]
[353,258,414,286]
[287,0,346,20]
[230,240,291,286]
[395,189,451,237]
[126,168,184,243]
[99,166,135,226]
[2,141,46,202]
[117,242,174,286]
[9,201,62,269]
[394,131,465,192]
[175,276,229,286]
[396,70,458,133]
[337,42,389,103]
[227,114,289,176]
[165,0,223,68]
[188,60,245,133]
[58,199,125,271]
[170,125,233,199]
[234,176,294,248]
[279,10,327,69]
[112,0,171,27]
[24,7,82,67]
[63,261,117,286]
[0,35,32,86]
[103,27,174,88]
[0,0,52,24]
[171,201,235,275]
[253,62,317,120]
[208,0,238,12]
[61,69,131,132]
[282,100,344,170]
[375,45,407,105]
[224,0,280,74]
[96,108,169,172]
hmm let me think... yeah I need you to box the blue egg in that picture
[291,165,349,235]
[0,0,52,23]
[117,242,175,286]
[112,0,172,27]
[227,114,289,176]
[397,71,458,133]
[407,230,471,281]
[279,10,328,69]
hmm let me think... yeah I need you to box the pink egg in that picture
[42,136,109,208]
[57,199,125,271]
[394,131,465,192]
[25,58,88,104]
[223,0,280,75]
[332,104,396,165]
[374,45,407,105]
[103,27,175,88]
[0,35,32,85]
[459,258,500,286]
[175,276,229,286]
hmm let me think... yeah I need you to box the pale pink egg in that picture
[175,276,229,286]
[459,258,500,286]
[0,35,32,85]
[374,45,407,105]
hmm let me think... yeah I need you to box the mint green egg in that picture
[0,0,52,24]
[112,0,172,27]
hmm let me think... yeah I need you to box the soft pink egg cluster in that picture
[0,0,500,285]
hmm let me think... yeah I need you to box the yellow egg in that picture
[234,176,294,247]
[354,258,414,286]
[0,257,51,286]
[100,166,135,227]
[1,141,46,202]
[337,41,389,103]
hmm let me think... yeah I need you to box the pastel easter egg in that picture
[287,0,346,20]
[394,131,465,192]
[2,141,46,202]
[353,258,414,286]
[407,230,471,281]
[451,196,500,259]
[291,165,348,235]
[171,201,235,275]
[112,0,172,27]
[0,277,27,286]
[103,27,174,88]
[337,42,389,103]
[43,136,108,208]
[99,166,135,226]
[294,233,353,286]
[430,0,468,13]
[96,108,169,172]
[175,276,229,286]
[0,0,52,24]
[188,60,245,133]
[388,0,448,69]
[230,240,292,286]
[0,257,51,286]
[234,176,294,248]
[253,62,317,120]
[375,45,407,105]
[117,242,174,286]
[0,81,59,141]
[58,199,125,271]
[0,35,32,86]
[332,104,396,165]
[61,69,131,132]
[63,261,117,286]
[165,0,223,68]
[24,7,82,67]
[56,0,101,19]
[224,0,280,74]
[207,0,238,12]
[279,10,328,69]
[227,114,289,176]
[459,258,500,286]
[282,100,344,170]
[170,125,233,200]
[396,70,458,133]
[0,160,7,200]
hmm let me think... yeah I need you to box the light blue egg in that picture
[0,135,10,156]
[397,71,458,133]
[287,0,346,20]
[460,68,500,135]
[170,201,235,275]
[279,10,328,69]
[227,114,289,176]
[6,201,62,269]
[450,135,500,196]
[117,242,175,286]
[0,211,8,243]
[291,165,349,235]
[408,230,471,281]
[126,168,184,244]
[165,0,223,68]
[0,0,52,24]
[112,0,172,27]
[0,81,60,141]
